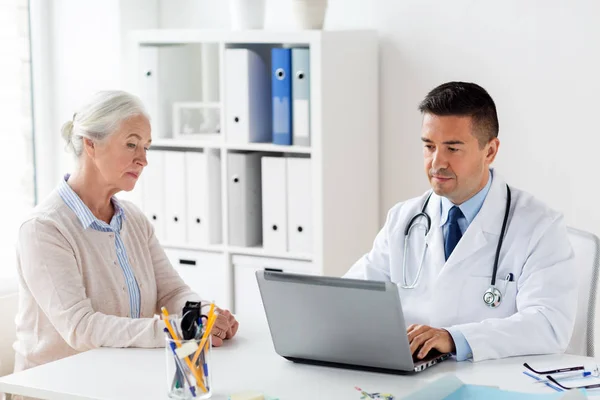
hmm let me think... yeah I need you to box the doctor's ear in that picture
[485,138,500,164]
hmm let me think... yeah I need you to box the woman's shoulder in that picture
[22,190,76,227]
[18,190,81,245]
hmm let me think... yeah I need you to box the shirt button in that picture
[114,261,117,265]
[117,248,122,253]
[122,287,126,292]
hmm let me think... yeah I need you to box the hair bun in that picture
[60,120,74,143]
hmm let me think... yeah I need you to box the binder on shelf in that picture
[271,48,293,146]
[261,156,288,252]
[164,151,187,244]
[292,48,311,147]
[137,47,162,138]
[142,150,166,242]
[185,149,222,246]
[286,157,312,254]
[224,48,271,144]
[228,152,263,247]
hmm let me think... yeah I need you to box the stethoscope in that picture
[402,184,512,308]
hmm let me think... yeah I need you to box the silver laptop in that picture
[255,270,451,374]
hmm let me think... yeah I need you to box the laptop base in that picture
[284,353,451,375]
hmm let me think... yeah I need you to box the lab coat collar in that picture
[424,168,509,267]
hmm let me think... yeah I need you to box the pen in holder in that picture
[163,308,213,400]
[165,327,212,400]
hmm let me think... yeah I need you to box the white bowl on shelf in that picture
[291,0,328,30]
[229,0,266,30]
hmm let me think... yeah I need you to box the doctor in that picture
[345,82,577,362]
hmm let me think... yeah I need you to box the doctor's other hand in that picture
[211,307,239,347]
[407,324,455,359]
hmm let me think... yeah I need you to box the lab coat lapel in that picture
[444,171,507,269]
[424,193,445,271]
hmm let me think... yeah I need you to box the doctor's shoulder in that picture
[510,186,569,245]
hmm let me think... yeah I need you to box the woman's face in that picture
[90,114,151,192]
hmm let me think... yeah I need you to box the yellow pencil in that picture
[204,304,215,353]
[201,303,216,354]
[161,307,208,394]
[207,303,215,322]
[192,313,217,365]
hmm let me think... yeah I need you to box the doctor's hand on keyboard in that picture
[407,324,456,360]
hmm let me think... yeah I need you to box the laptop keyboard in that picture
[412,348,444,363]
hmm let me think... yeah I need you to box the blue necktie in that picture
[445,206,464,261]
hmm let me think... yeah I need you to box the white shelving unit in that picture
[122,29,379,319]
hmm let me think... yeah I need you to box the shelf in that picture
[227,246,313,261]
[131,29,334,46]
[150,139,312,154]
[224,142,311,154]
[161,243,225,253]
[151,138,222,149]
[161,243,312,261]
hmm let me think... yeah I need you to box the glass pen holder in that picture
[165,335,212,400]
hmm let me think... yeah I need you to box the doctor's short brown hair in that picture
[418,82,499,148]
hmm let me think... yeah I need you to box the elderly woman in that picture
[13,90,238,372]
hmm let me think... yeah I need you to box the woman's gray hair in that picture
[60,90,150,157]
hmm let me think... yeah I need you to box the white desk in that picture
[1,320,598,399]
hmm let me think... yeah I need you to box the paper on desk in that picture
[403,375,587,400]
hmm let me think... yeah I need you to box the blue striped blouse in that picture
[57,175,141,318]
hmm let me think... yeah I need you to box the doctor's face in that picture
[421,113,499,205]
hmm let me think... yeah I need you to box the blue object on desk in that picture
[403,375,584,400]
[444,385,568,399]
[522,371,563,392]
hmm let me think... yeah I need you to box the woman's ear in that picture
[83,138,95,159]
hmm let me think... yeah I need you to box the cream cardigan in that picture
[13,189,200,372]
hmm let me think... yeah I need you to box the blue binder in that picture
[271,48,293,145]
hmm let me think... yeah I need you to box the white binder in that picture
[164,151,187,244]
[261,157,287,252]
[137,47,162,138]
[228,153,262,247]
[141,150,166,242]
[185,149,222,246]
[292,48,311,147]
[224,48,271,144]
[286,157,312,253]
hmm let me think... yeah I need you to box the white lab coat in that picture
[345,170,577,362]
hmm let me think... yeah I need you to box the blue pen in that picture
[164,328,197,398]
[533,371,592,385]
[523,371,563,392]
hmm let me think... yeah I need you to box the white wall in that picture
[159,0,600,237]
[44,0,600,238]
[33,0,157,199]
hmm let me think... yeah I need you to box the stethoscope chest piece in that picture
[483,286,502,308]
